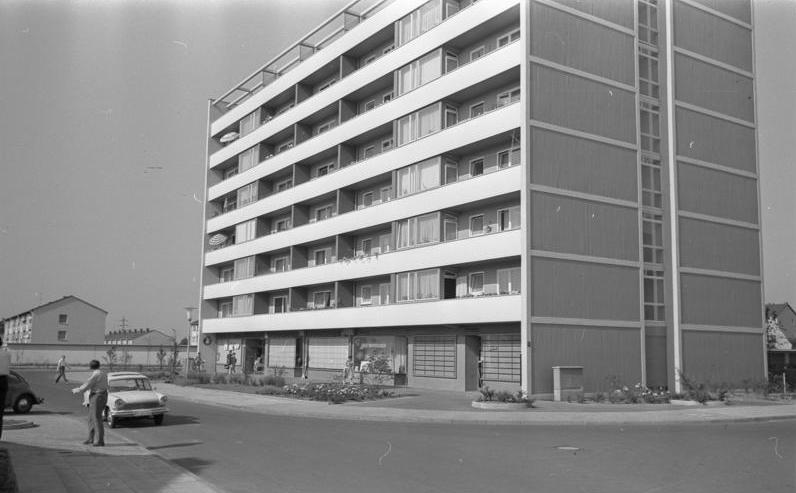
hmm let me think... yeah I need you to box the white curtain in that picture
[232,294,254,316]
[417,269,439,299]
[235,219,256,243]
[419,0,441,33]
[397,115,413,146]
[418,104,440,137]
[417,213,439,245]
[234,257,254,280]
[237,183,257,207]
[418,158,440,191]
[238,147,256,172]
[398,64,413,95]
[396,273,410,301]
[418,50,441,86]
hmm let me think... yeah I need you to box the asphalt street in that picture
[18,369,796,493]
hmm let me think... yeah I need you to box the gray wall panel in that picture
[530,128,638,201]
[680,274,762,327]
[674,54,754,122]
[645,332,668,388]
[531,257,639,320]
[532,324,641,393]
[531,192,639,261]
[531,64,636,143]
[548,0,634,28]
[531,2,635,85]
[673,1,753,72]
[679,217,760,275]
[687,0,751,24]
[675,107,756,172]
[682,331,764,384]
[677,162,759,224]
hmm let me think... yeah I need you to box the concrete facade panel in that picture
[680,274,762,328]
[546,0,634,28]
[530,128,637,202]
[677,162,759,224]
[686,0,751,24]
[530,258,639,320]
[679,217,760,276]
[674,53,754,122]
[530,64,636,143]
[645,331,668,388]
[682,331,764,384]
[530,2,635,85]
[673,1,753,72]
[675,107,756,172]
[531,324,641,393]
[531,192,639,261]
[32,298,107,345]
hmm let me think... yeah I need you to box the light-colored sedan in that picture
[104,372,168,428]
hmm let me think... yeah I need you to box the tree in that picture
[103,346,118,371]
[156,346,167,370]
[766,307,792,350]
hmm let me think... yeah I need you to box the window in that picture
[497,206,520,231]
[397,0,443,46]
[640,101,661,153]
[316,121,333,135]
[396,212,440,249]
[235,219,257,243]
[361,238,372,256]
[470,158,484,177]
[237,183,258,207]
[396,157,441,197]
[277,141,293,153]
[397,49,442,95]
[57,330,67,341]
[314,249,328,266]
[444,161,458,184]
[643,212,664,264]
[641,155,663,209]
[272,296,287,314]
[58,314,68,325]
[220,266,234,282]
[497,267,521,294]
[382,139,393,151]
[383,92,393,103]
[396,269,439,302]
[364,100,376,111]
[361,191,374,208]
[234,256,255,280]
[397,103,441,145]
[362,146,376,159]
[315,205,333,222]
[497,88,521,107]
[470,215,484,236]
[239,111,257,136]
[316,164,333,177]
[644,268,665,321]
[639,46,660,99]
[219,300,233,318]
[445,50,458,72]
[223,166,239,180]
[379,234,391,254]
[312,291,332,309]
[638,0,659,47]
[445,105,458,127]
[232,294,254,316]
[497,29,520,47]
[381,187,392,203]
[317,78,337,92]
[468,272,484,295]
[383,44,394,54]
[360,286,373,305]
[274,218,290,232]
[498,147,520,168]
[272,256,289,272]
[275,178,292,192]
[363,55,376,66]
[444,214,458,241]
[470,102,484,118]
[238,146,257,173]
[470,46,485,61]
[379,283,391,305]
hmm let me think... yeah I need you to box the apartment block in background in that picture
[1,295,108,345]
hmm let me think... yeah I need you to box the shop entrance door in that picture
[243,338,263,374]
[295,337,305,378]
[464,335,482,391]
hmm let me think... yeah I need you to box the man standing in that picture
[0,337,10,441]
[55,355,69,383]
[71,360,108,446]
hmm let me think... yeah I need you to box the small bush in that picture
[478,386,496,402]
[262,374,286,387]
[211,373,227,384]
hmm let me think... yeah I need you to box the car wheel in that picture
[104,408,117,428]
[153,414,164,426]
[13,394,34,414]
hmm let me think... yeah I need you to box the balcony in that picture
[204,228,521,299]
[202,293,521,334]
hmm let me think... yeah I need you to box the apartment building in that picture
[198,0,765,395]
[1,296,108,345]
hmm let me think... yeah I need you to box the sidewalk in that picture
[1,411,220,493]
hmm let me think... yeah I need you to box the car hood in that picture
[109,391,164,404]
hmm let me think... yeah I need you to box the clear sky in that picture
[0,0,793,341]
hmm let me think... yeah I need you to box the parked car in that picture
[4,370,44,414]
[104,372,168,428]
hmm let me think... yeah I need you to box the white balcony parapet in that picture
[202,294,521,334]
[204,164,521,267]
[204,229,521,300]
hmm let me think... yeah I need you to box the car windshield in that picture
[109,378,152,392]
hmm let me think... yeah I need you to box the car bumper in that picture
[109,406,168,418]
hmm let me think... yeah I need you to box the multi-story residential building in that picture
[1,295,107,345]
[198,0,765,395]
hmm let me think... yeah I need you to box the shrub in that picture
[262,374,286,387]
[478,386,496,402]
[211,373,227,384]
[478,387,534,407]
[604,377,671,404]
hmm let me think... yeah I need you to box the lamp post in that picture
[184,307,196,373]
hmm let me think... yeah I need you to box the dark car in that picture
[4,370,44,413]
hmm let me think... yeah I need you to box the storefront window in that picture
[353,336,407,374]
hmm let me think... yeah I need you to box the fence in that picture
[5,343,190,371]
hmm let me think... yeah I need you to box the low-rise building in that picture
[1,296,107,344]
[105,328,175,346]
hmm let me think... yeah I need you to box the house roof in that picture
[767,302,796,319]
[2,295,108,320]
[105,328,174,342]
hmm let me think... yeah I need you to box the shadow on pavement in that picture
[170,456,214,475]
[147,441,203,451]
[112,414,200,428]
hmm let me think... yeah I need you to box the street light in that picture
[184,307,196,373]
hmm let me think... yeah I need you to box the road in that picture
[18,370,796,493]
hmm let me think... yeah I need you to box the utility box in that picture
[553,366,584,401]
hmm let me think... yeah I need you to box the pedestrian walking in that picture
[0,337,10,440]
[55,354,69,383]
[227,351,237,374]
[71,360,108,446]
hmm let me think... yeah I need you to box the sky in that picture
[0,0,794,341]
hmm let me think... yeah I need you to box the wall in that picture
[32,298,107,345]
[6,343,189,369]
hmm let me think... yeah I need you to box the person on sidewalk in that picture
[0,337,10,441]
[55,355,69,383]
[71,359,108,447]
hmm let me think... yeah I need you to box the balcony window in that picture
[444,214,458,241]
[470,158,484,177]
[497,88,520,107]
[239,146,257,173]
[237,183,258,208]
[382,138,393,151]
[222,195,237,213]
[379,234,392,254]
[361,238,373,256]
[444,161,458,184]
[445,50,459,72]
[379,283,391,304]
[469,45,485,62]
[314,205,333,222]
[362,191,373,208]
[364,100,376,111]
[313,248,330,266]
[470,102,484,118]
[469,215,484,236]
[445,104,458,127]
[360,286,373,305]
[316,164,333,178]
[272,256,289,272]
[396,268,439,302]
[274,218,290,232]
[272,296,287,314]
[235,219,257,243]
[396,212,440,249]
[220,266,234,283]
[218,300,233,318]
[397,49,442,96]
[497,267,521,295]
[232,294,254,316]
[312,291,332,309]
[275,178,292,192]
[224,166,238,180]
[498,147,520,168]
[396,0,443,46]
[239,111,257,136]
[497,29,520,48]
[396,103,441,146]
[277,141,294,154]
[234,256,255,280]
[497,206,520,231]
[381,186,392,204]
[58,330,68,341]
[362,145,376,159]
[468,272,484,295]
[383,92,393,103]
[396,157,441,197]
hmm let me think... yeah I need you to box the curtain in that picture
[235,219,256,243]
[419,0,441,33]
[397,115,412,145]
[234,257,254,280]
[418,104,440,137]
[418,158,440,191]
[237,183,257,207]
[238,147,256,172]
[418,50,441,86]
[417,213,439,244]
[398,64,413,95]
[417,269,439,299]
[396,273,409,301]
[232,294,253,316]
